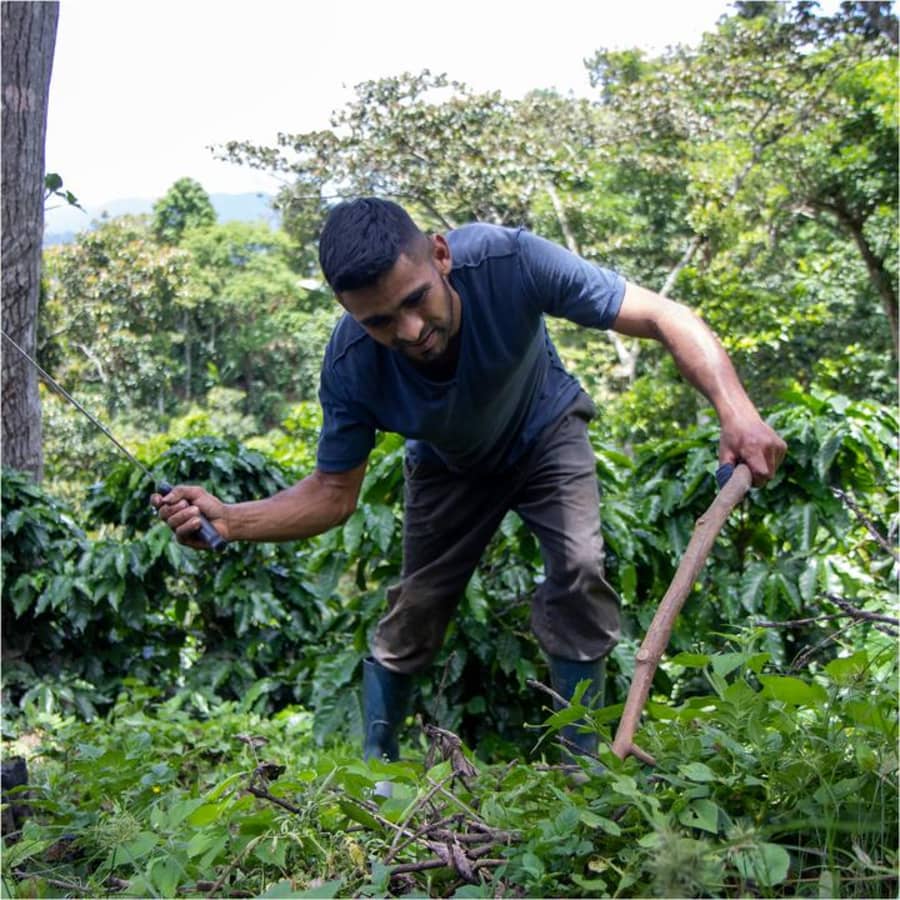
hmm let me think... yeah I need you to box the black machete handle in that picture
[158,481,228,552]
[715,463,735,490]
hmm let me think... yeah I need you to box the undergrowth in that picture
[2,639,896,899]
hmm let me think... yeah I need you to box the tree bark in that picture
[843,215,898,357]
[801,197,898,355]
[1,1,58,481]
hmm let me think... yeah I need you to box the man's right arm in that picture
[152,460,368,549]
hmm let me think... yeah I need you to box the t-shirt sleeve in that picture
[516,228,626,329]
[316,363,376,473]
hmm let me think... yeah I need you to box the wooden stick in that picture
[611,464,752,761]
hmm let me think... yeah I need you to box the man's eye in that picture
[403,291,426,308]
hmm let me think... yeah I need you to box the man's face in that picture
[337,235,461,366]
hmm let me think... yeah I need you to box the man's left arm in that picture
[612,282,787,486]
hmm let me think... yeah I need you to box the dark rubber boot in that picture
[548,656,606,757]
[362,657,412,765]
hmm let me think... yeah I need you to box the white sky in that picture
[46,0,735,208]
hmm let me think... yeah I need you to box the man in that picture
[154,198,786,770]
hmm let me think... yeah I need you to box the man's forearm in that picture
[654,302,757,426]
[612,282,787,483]
[615,283,757,425]
[225,469,361,543]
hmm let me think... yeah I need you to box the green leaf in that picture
[679,762,716,782]
[678,798,721,834]
[739,564,769,614]
[746,653,771,674]
[114,547,127,579]
[731,842,791,886]
[198,832,229,869]
[759,675,827,707]
[118,831,158,862]
[365,503,394,553]
[186,830,222,859]
[499,511,522,538]
[787,503,818,552]
[297,877,345,898]
[164,797,206,827]
[824,651,868,685]
[610,774,641,799]
[0,837,54,868]
[451,886,491,899]
[338,800,382,831]
[165,540,184,568]
[846,700,894,736]
[816,428,844,479]
[238,677,277,713]
[579,809,621,835]
[711,652,752,678]
[150,856,182,897]
[254,838,288,867]
[76,742,105,760]
[187,803,226,826]
[10,575,37,616]
[799,557,819,603]
[495,631,520,675]
[259,881,300,898]
[818,869,839,899]
[572,874,608,894]
[464,571,489,625]
[620,562,637,602]
[4,509,24,534]
[204,772,243,802]
[342,510,364,555]
[669,652,711,668]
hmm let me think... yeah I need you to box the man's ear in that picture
[431,233,452,275]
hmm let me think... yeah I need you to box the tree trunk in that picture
[845,217,898,357]
[183,309,192,401]
[1,1,58,481]
[815,199,899,357]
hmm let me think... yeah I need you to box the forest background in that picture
[1,2,898,898]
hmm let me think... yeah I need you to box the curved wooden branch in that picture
[611,464,752,762]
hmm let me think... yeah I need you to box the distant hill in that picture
[44,192,279,246]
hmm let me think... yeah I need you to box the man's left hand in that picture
[719,416,787,487]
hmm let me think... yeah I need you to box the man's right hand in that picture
[151,485,229,550]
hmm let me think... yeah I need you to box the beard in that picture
[395,276,458,364]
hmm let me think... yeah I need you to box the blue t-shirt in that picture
[316,224,626,474]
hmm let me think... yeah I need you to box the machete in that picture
[2,330,227,551]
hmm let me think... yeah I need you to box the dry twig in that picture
[826,593,899,633]
[832,487,900,563]
[240,724,515,891]
[526,678,568,709]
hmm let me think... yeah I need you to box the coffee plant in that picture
[2,387,896,896]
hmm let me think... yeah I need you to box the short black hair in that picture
[318,198,427,293]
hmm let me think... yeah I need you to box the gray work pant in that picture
[372,393,621,674]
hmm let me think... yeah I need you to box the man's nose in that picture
[396,309,424,343]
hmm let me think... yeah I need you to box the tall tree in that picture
[585,2,898,353]
[151,177,216,245]
[220,73,644,372]
[1,0,58,480]
[222,72,602,239]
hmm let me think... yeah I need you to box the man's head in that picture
[318,198,429,293]
[318,198,461,367]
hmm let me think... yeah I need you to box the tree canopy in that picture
[151,176,217,244]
